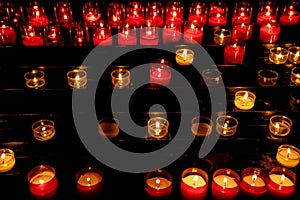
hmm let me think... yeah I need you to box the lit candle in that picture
[269,47,289,64]
[184,21,204,44]
[28,165,58,200]
[140,20,159,46]
[98,117,119,138]
[146,2,164,27]
[280,4,300,26]
[231,22,253,43]
[162,23,181,44]
[67,69,87,89]
[165,2,184,26]
[54,2,73,25]
[214,29,231,45]
[191,116,212,137]
[126,2,145,27]
[76,167,103,198]
[28,5,49,27]
[256,3,277,26]
[107,2,125,28]
[147,117,169,139]
[208,3,228,26]
[0,149,15,173]
[0,24,17,45]
[268,115,292,137]
[24,70,46,89]
[290,67,300,85]
[276,145,300,168]
[288,46,300,64]
[224,43,246,65]
[188,2,207,25]
[145,169,172,198]
[259,21,281,43]
[175,49,194,66]
[118,23,137,46]
[93,23,112,46]
[234,90,256,110]
[216,115,238,137]
[22,26,44,46]
[32,119,55,141]
[149,59,172,87]
[180,168,208,200]
[83,2,101,23]
[111,68,130,88]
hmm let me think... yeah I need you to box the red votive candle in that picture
[28,165,58,200]
[256,2,278,26]
[267,167,296,199]
[126,2,144,27]
[21,25,44,46]
[92,21,112,46]
[188,2,207,26]
[165,1,184,26]
[146,2,164,27]
[184,21,204,44]
[0,23,17,45]
[145,169,172,198]
[259,21,280,43]
[150,59,172,87]
[232,2,252,25]
[224,44,246,65]
[211,168,240,200]
[239,167,269,199]
[208,2,228,26]
[231,22,253,43]
[280,2,300,26]
[27,2,49,27]
[181,167,209,200]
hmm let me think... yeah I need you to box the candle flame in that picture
[193,175,199,185]
[183,49,187,61]
[155,178,160,189]
[278,53,283,59]
[223,177,227,190]
[33,77,38,83]
[39,179,45,184]
[233,43,237,48]
[279,174,285,190]
[36,10,40,17]
[220,32,224,38]
[217,13,221,18]
[147,21,151,27]
[87,177,91,186]
[63,14,68,20]
[286,148,291,160]
[113,15,117,22]
[296,73,300,78]
[191,24,195,29]
[155,121,160,129]
[296,51,300,57]
[161,59,165,64]
[1,153,5,164]
[118,73,122,80]
[251,174,257,186]
[222,122,228,135]
[242,91,249,101]
[172,11,177,18]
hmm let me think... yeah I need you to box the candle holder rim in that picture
[175,48,195,55]
[212,168,241,182]
[291,66,300,73]
[258,69,279,78]
[269,166,297,184]
[241,167,269,182]
[270,115,293,127]
[181,167,209,183]
[201,68,222,78]
[145,169,173,182]
[32,119,55,129]
[147,116,169,126]
[269,47,289,54]
[191,115,213,126]
[216,115,238,127]
[27,164,56,183]
[75,166,104,182]
[277,144,300,160]
[214,29,231,36]
[67,69,87,79]
[288,46,300,52]
[235,90,256,98]
[111,68,130,77]
[24,70,45,79]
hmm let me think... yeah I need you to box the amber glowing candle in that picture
[67,69,87,89]
[111,68,130,88]
[98,117,119,138]
[175,49,194,66]
[234,90,256,110]
[24,70,46,89]
[268,115,292,137]
[214,29,231,45]
[216,115,238,137]
[288,46,300,64]
[145,169,172,198]
[32,119,55,141]
[290,67,300,85]
[0,149,15,173]
[276,144,300,168]
[147,117,169,139]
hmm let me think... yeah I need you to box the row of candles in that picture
[0,149,298,200]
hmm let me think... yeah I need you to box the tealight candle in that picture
[126,2,145,27]
[27,2,49,27]
[289,90,300,109]
[290,67,300,85]
[232,2,252,24]
[180,167,209,200]
[24,70,46,89]
[257,69,278,86]
[231,22,253,43]
[111,68,130,88]
[145,169,172,198]
[21,25,44,46]
[0,149,15,173]
[183,21,204,44]
[234,90,256,110]
[188,2,207,25]
[201,68,222,86]
[191,116,212,137]
[267,167,296,199]
[76,167,103,198]
[239,167,269,199]
[28,165,58,200]
[211,168,240,200]
[259,21,281,43]
[256,2,278,26]
[98,117,119,138]
[268,115,292,137]
[224,43,246,65]
[288,46,300,64]
[32,119,55,141]
[216,115,238,137]
[146,2,164,27]
[208,1,228,26]
[162,23,181,44]
[280,2,300,26]
[0,23,17,45]
[118,22,137,46]
[269,47,289,64]
[149,59,172,87]
[175,49,194,66]
[147,117,169,139]
[276,144,300,168]
[107,2,125,28]
[67,69,87,89]
[92,21,112,46]
[82,1,101,23]
[214,29,231,45]
[140,20,159,46]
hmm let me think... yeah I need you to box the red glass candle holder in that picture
[239,167,269,199]
[0,20,17,45]
[126,2,144,27]
[188,2,207,26]
[140,20,159,46]
[232,2,252,25]
[267,167,296,199]
[162,23,181,44]
[231,22,253,43]
[45,24,64,46]
[21,25,44,46]
[118,21,137,46]
[259,20,281,43]
[54,2,73,26]
[180,167,209,200]
[280,1,300,26]
[211,168,240,200]
[107,2,125,28]
[0,2,24,25]
[184,20,204,44]
[208,1,228,27]
[165,1,184,26]
[83,1,101,24]
[26,1,49,27]
[257,1,278,26]
[69,22,89,46]
[145,169,172,198]
[28,165,58,200]
[76,167,103,198]
[92,20,112,46]
[224,43,246,65]
[146,2,164,27]
[149,59,172,87]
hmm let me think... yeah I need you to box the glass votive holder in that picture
[259,21,281,43]
[224,43,246,65]
[27,1,49,27]
[165,1,184,26]
[145,169,172,198]
[149,59,172,87]
[201,68,222,86]
[45,24,64,46]
[67,69,87,89]
[234,90,256,110]
[232,1,252,24]
[0,148,16,173]
[107,2,125,28]
[92,21,112,46]
[183,20,204,44]
[126,1,145,27]
[180,167,209,200]
[280,1,300,26]
[69,22,89,46]
[28,165,58,200]
[188,2,208,26]
[0,2,24,25]
[24,70,45,89]
[98,117,119,138]
[257,1,278,26]
[231,22,253,43]
[267,167,296,200]
[118,22,137,46]
[54,2,73,25]
[208,1,228,26]
[76,167,103,198]
[21,25,44,46]
[269,115,292,137]
[82,1,101,24]
[276,144,300,168]
[140,20,159,46]
[146,2,164,27]
[214,29,231,45]
[257,69,278,86]
[111,68,130,88]
[0,21,17,45]
[290,67,300,85]
[288,46,300,64]
[191,116,212,137]
[147,117,169,139]
[289,90,300,109]
[269,47,289,64]
[175,49,194,66]
[216,115,238,137]
[162,23,181,44]
[32,119,55,141]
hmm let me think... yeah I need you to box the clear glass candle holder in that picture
[0,148,16,173]
[288,46,300,64]
[45,24,64,46]
[259,21,281,43]
[208,1,228,27]
[216,115,238,137]
[24,70,45,89]
[188,2,208,26]
[0,20,17,45]
[140,20,159,46]
[214,29,231,45]
[147,117,169,139]
[276,144,300,168]
[280,1,300,26]
[234,90,256,110]
[145,169,172,198]
[21,25,44,46]
[98,117,119,138]
[67,69,87,89]
[290,90,300,109]
[27,1,49,27]
[32,119,55,141]
[175,49,194,66]
[191,116,212,137]
[269,115,292,137]
[232,1,252,24]
[126,1,145,27]
[183,21,204,44]
[82,1,101,24]
[202,68,222,86]
[146,2,164,27]
[54,2,73,25]
[257,69,278,86]
[107,2,125,28]
[165,1,184,26]
[269,47,288,64]
[290,67,300,85]
[111,68,130,88]
[257,1,278,26]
